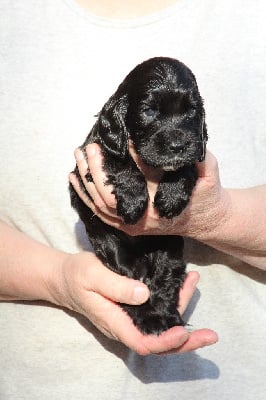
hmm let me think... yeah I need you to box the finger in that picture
[74,147,89,178]
[71,155,120,219]
[119,322,217,356]
[71,192,126,231]
[178,271,199,315]
[69,172,95,209]
[160,328,218,355]
[139,326,189,355]
[70,171,119,220]
[174,329,218,353]
[85,144,117,209]
[82,181,107,210]
[74,148,108,210]
[83,253,150,305]
[69,171,115,220]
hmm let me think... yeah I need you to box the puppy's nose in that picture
[169,142,186,152]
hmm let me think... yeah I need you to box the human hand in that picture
[53,252,217,355]
[69,143,231,241]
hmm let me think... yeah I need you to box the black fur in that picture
[70,57,207,335]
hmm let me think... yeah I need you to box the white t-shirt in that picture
[0,0,266,399]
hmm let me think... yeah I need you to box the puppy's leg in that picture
[103,157,149,224]
[123,236,186,335]
[154,165,198,218]
[69,185,186,335]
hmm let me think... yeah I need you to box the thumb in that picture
[196,150,219,179]
[85,253,150,305]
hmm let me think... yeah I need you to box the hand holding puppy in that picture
[70,144,229,241]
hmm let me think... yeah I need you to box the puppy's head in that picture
[126,57,207,169]
[98,57,207,168]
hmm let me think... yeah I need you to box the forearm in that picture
[0,220,149,305]
[0,221,68,301]
[198,185,266,270]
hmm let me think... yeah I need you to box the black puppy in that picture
[70,57,207,335]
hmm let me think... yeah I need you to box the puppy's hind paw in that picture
[134,312,184,336]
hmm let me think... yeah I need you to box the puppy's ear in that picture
[98,94,129,160]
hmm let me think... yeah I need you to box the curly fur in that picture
[70,57,207,335]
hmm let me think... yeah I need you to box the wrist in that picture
[194,186,233,243]
[43,250,72,307]
[196,186,266,269]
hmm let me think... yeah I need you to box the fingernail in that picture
[132,286,150,305]
[191,276,199,288]
[68,172,76,184]
[205,333,219,346]
[189,272,200,288]
[74,148,84,161]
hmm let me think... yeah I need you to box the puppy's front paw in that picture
[104,157,149,224]
[117,192,148,224]
[154,188,190,218]
[154,167,198,218]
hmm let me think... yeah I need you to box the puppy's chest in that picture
[128,148,164,200]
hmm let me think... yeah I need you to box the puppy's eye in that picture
[143,107,157,119]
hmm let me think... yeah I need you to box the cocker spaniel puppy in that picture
[70,57,207,335]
